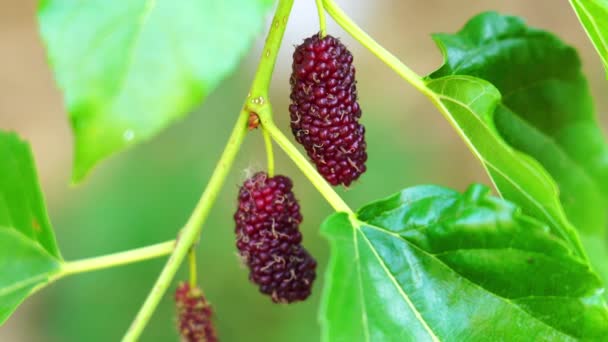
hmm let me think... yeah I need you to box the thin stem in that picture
[249,0,295,99]
[315,0,327,37]
[322,0,430,97]
[123,110,249,342]
[263,127,275,177]
[188,248,197,287]
[261,117,352,213]
[61,240,175,276]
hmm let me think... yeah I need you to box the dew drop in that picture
[252,96,265,105]
[123,130,135,141]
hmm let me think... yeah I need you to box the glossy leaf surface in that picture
[321,184,608,341]
[425,75,584,258]
[431,11,608,234]
[429,11,608,287]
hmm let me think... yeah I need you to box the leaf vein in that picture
[358,220,577,339]
[357,228,441,342]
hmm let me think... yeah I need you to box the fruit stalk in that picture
[263,127,275,177]
[260,117,352,213]
[315,0,327,37]
[321,0,428,95]
[188,248,197,288]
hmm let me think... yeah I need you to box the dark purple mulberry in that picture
[234,172,317,303]
[289,33,367,186]
[175,282,218,342]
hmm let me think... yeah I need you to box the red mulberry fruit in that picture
[175,282,218,342]
[289,33,367,186]
[234,172,317,303]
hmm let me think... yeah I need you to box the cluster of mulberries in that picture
[234,172,317,303]
[289,33,367,186]
[174,282,217,342]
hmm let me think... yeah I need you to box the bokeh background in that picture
[1,0,607,341]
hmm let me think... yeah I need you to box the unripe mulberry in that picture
[289,33,367,186]
[175,282,217,342]
[234,172,317,303]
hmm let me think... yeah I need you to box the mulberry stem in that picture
[315,0,327,37]
[250,0,295,99]
[261,117,352,214]
[322,0,429,96]
[188,248,197,288]
[61,240,175,276]
[263,127,275,177]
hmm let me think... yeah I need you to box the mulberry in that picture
[174,282,217,342]
[234,172,317,303]
[289,33,367,186]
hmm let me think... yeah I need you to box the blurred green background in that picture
[1,0,607,341]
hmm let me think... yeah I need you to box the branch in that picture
[122,1,295,340]
[62,240,176,276]
[261,116,352,214]
[122,110,249,342]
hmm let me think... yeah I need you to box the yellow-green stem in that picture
[263,127,275,177]
[322,0,429,96]
[315,0,327,37]
[61,240,175,276]
[261,116,352,213]
[250,0,295,99]
[188,248,197,288]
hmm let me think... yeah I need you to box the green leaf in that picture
[0,229,62,325]
[570,0,608,74]
[0,131,63,325]
[0,132,61,258]
[431,11,608,234]
[428,11,608,289]
[424,75,585,258]
[38,0,274,182]
[320,184,608,341]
